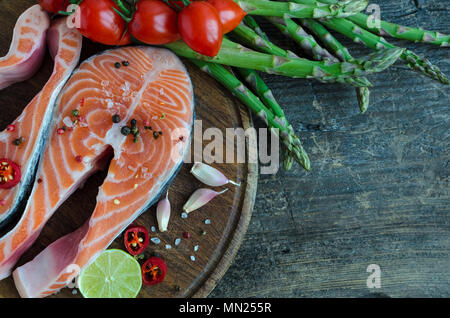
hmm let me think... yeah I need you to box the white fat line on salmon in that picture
[85,168,181,242]
[93,166,173,216]
[146,90,186,114]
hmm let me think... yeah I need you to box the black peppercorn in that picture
[114,62,121,69]
[112,114,121,123]
[122,60,129,67]
[121,126,131,136]
[130,119,137,126]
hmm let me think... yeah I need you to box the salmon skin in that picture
[0,5,50,90]
[0,19,82,228]
[4,46,194,297]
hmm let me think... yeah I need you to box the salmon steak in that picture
[0,18,82,227]
[0,5,50,90]
[1,46,194,297]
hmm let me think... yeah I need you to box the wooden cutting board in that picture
[0,0,258,298]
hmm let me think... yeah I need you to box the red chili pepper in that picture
[6,124,15,132]
[123,225,149,255]
[0,158,21,189]
[141,256,167,286]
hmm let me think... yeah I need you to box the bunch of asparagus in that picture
[163,0,449,171]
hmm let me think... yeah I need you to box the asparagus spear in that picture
[301,18,370,113]
[190,59,311,171]
[266,17,339,62]
[164,39,403,87]
[234,0,367,19]
[235,17,371,112]
[243,15,270,41]
[320,18,450,85]
[236,19,304,170]
[232,23,298,59]
[236,68,303,170]
[347,13,449,47]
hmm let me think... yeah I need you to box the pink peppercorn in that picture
[6,125,15,132]
[0,199,6,206]
[183,232,191,239]
[57,128,65,135]
[75,156,83,163]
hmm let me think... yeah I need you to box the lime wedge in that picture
[78,249,142,298]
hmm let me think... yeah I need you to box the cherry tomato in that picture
[38,0,70,14]
[206,0,247,34]
[142,256,167,285]
[178,2,223,57]
[123,224,149,255]
[129,0,180,45]
[0,158,21,190]
[77,0,130,46]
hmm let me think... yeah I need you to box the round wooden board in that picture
[0,0,258,298]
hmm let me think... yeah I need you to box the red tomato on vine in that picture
[206,0,247,34]
[178,1,223,57]
[77,0,130,46]
[129,0,180,45]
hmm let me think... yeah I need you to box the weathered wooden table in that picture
[210,0,450,298]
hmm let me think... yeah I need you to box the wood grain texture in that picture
[209,0,450,298]
[0,0,257,298]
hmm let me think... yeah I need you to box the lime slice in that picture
[78,249,142,298]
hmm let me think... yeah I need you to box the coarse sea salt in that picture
[190,255,196,262]
[174,238,181,246]
[165,244,172,249]
[150,237,161,244]
[204,219,211,225]
[151,226,156,232]
[63,116,74,128]
[181,212,188,219]
[194,245,199,252]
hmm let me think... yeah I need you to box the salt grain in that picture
[190,255,196,261]
[151,226,156,232]
[63,116,74,128]
[204,219,211,225]
[165,244,172,249]
[194,245,199,252]
[174,238,181,246]
[181,212,188,219]
[150,237,161,244]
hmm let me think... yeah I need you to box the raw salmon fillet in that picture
[8,46,194,297]
[0,18,82,227]
[0,5,50,90]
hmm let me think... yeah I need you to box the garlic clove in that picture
[156,191,171,232]
[190,162,240,187]
[183,188,228,214]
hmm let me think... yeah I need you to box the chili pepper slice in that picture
[123,224,149,255]
[142,256,167,286]
[0,158,21,189]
